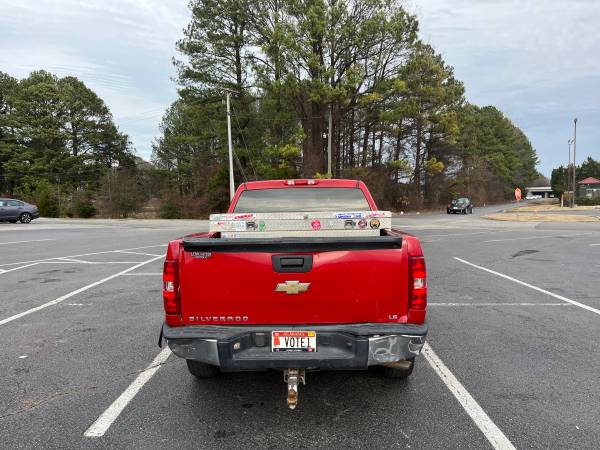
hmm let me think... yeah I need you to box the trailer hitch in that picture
[283,368,305,410]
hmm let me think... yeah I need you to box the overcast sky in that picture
[1,0,599,176]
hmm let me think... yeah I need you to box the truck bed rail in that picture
[182,235,402,253]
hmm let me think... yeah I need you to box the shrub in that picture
[34,182,59,217]
[159,202,182,219]
[576,197,600,206]
[74,198,97,218]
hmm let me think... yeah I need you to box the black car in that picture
[447,198,473,214]
[0,198,40,223]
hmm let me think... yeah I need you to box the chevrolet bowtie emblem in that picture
[275,281,311,295]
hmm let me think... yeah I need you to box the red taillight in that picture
[408,256,427,323]
[163,259,180,317]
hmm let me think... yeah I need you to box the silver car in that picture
[0,198,40,223]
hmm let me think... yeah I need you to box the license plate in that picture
[271,331,317,352]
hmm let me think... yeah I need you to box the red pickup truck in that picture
[161,179,427,408]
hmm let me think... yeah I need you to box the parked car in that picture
[0,198,39,223]
[161,179,428,409]
[447,198,473,214]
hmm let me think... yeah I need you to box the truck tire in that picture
[381,358,414,379]
[186,359,220,378]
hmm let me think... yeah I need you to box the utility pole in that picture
[226,91,235,201]
[57,175,61,217]
[571,118,578,207]
[327,104,333,177]
[568,139,573,206]
[107,169,111,218]
[466,165,473,199]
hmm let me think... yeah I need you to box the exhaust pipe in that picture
[381,360,412,369]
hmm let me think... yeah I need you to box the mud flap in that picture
[157,325,164,348]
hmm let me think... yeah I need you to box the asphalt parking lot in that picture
[1,208,599,449]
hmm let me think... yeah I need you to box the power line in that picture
[176,96,329,122]
[0,162,141,180]
[202,112,248,184]
[231,104,258,181]
[232,145,249,184]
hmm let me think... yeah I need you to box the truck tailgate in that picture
[178,236,409,325]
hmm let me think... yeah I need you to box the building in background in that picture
[578,177,600,199]
[525,186,554,199]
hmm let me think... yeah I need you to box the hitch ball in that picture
[283,368,306,410]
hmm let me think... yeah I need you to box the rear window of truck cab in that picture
[233,187,370,212]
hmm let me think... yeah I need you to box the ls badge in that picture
[275,280,311,295]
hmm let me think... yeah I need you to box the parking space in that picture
[0,267,167,442]
[1,215,599,449]
[98,352,493,450]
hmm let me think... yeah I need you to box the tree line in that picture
[551,156,600,204]
[0,70,158,217]
[1,0,540,218]
[153,0,539,214]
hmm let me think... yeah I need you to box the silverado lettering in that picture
[188,316,249,322]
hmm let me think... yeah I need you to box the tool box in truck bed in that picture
[209,210,392,238]
[160,179,428,409]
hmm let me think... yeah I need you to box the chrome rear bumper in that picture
[367,334,426,365]
[163,322,427,371]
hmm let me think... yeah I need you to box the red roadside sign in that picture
[515,187,522,200]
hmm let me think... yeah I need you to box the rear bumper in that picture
[163,322,427,371]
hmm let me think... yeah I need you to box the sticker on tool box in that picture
[210,213,257,221]
[334,212,366,219]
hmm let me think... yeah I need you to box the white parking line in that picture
[84,347,172,437]
[58,261,146,265]
[423,343,516,450]
[0,260,152,275]
[51,259,146,265]
[0,255,164,327]
[115,250,164,257]
[424,230,513,238]
[0,244,167,268]
[120,273,162,276]
[429,302,569,306]
[590,243,600,247]
[86,343,516,443]
[484,233,591,243]
[0,238,57,245]
[0,262,41,274]
[454,257,600,316]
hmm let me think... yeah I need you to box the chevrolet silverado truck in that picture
[160,179,428,409]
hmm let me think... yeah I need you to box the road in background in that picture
[1,210,599,449]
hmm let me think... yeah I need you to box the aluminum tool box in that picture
[209,211,392,238]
